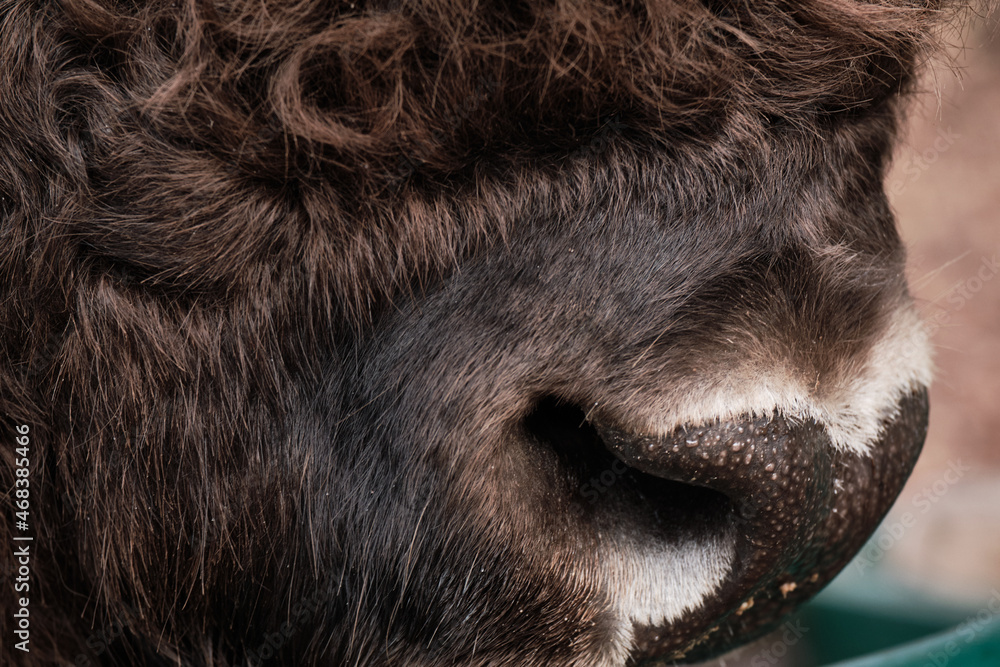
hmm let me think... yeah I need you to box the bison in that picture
[0,1,956,665]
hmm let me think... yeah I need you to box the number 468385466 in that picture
[14,424,30,522]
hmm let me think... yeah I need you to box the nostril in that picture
[523,396,842,659]
[596,410,835,586]
[595,412,835,565]
[519,390,926,662]
[592,411,840,653]
[523,398,831,565]
[522,398,735,525]
[522,397,621,490]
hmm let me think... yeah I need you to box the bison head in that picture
[0,1,952,665]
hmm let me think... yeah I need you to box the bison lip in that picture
[590,389,929,664]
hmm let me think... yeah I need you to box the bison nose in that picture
[528,388,928,663]
[596,409,834,606]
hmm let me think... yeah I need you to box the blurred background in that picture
[889,1,1000,606]
[702,6,1000,666]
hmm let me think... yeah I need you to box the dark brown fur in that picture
[0,1,955,665]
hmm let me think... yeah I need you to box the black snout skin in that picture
[593,389,929,664]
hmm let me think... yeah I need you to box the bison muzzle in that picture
[0,0,954,665]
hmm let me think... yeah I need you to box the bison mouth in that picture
[523,389,929,664]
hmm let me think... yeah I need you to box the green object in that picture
[795,556,1000,666]
[824,616,1000,667]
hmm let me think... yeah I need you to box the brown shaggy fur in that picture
[0,1,955,666]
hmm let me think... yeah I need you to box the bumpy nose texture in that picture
[592,389,929,663]
[597,411,833,594]
[593,411,833,653]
